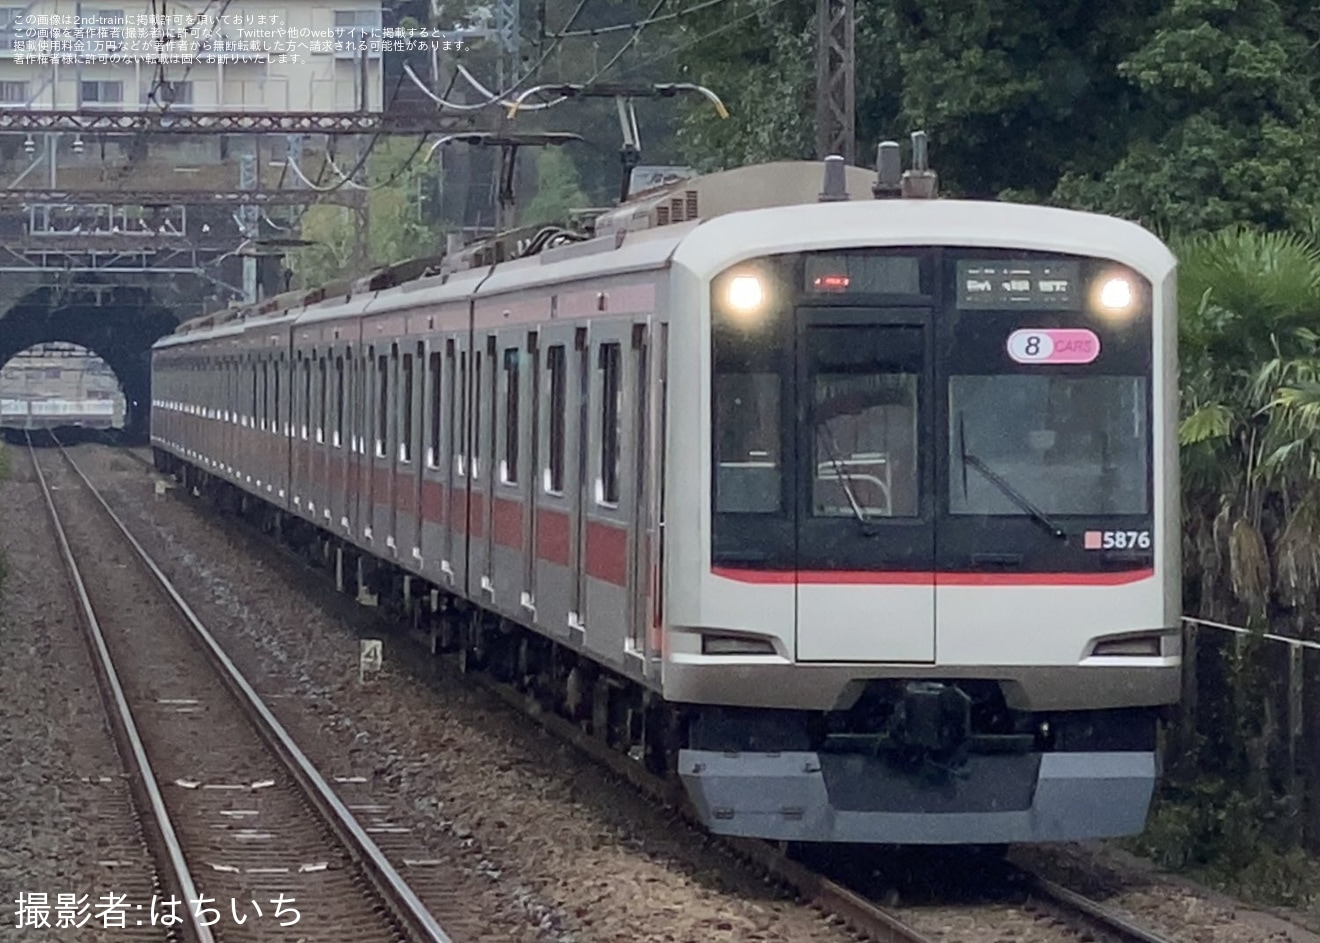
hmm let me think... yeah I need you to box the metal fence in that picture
[1180,614,1320,848]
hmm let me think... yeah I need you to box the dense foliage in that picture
[674,0,1320,234]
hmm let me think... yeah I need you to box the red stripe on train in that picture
[421,479,445,523]
[492,496,523,548]
[535,507,571,566]
[585,521,628,586]
[711,567,1155,586]
[449,488,467,534]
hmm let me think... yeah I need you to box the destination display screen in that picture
[804,254,922,295]
[956,260,1082,310]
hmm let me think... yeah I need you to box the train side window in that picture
[598,342,621,506]
[261,360,269,430]
[356,350,366,453]
[317,357,327,443]
[457,350,468,476]
[401,349,414,464]
[546,345,566,494]
[302,356,311,439]
[427,349,442,468]
[250,362,257,427]
[376,352,388,458]
[473,349,483,478]
[487,338,498,477]
[363,350,373,455]
[334,355,345,447]
[502,347,519,485]
[274,357,283,435]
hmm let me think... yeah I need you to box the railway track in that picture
[475,668,1180,943]
[28,435,454,943]
[87,438,1183,943]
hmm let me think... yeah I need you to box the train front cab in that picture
[665,206,1181,844]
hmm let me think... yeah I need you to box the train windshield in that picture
[710,247,1156,577]
[949,374,1148,517]
[810,328,921,521]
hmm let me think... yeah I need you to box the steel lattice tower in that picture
[815,0,855,163]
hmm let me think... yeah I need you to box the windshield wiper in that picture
[957,413,1067,541]
[815,424,874,531]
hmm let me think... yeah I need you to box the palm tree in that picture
[1173,227,1320,829]
[1177,227,1320,624]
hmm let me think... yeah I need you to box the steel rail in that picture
[1023,873,1179,943]
[27,434,215,943]
[49,438,454,943]
[475,676,937,943]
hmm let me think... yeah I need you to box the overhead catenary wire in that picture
[287,134,430,194]
[611,0,790,80]
[305,66,458,192]
[277,69,410,198]
[402,0,594,111]
[548,0,728,38]
[491,0,670,116]
[580,0,668,83]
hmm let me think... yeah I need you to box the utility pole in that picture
[491,0,521,234]
[495,0,521,89]
[239,149,259,303]
[815,0,855,163]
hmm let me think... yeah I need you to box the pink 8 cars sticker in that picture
[1006,328,1101,365]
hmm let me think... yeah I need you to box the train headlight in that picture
[1090,271,1139,317]
[726,274,765,315]
[1098,277,1133,310]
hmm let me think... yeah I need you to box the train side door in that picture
[490,328,532,614]
[331,344,350,536]
[471,333,497,603]
[580,322,636,662]
[521,331,541,623]
[438,335,461,589]
[633,320,666,676]
[533,323,578,642]
[793,308,936,663]
[450,329,473,595]
[568,326,591,639]
[355,346,375,545]
[372,343,398,554]
[403,339,424,570]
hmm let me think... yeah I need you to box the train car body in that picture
[152,159,1180,845]
[1,397,119,430]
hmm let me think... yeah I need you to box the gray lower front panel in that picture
[678,749,1156,844]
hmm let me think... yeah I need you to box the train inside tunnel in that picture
[0,283,180,442]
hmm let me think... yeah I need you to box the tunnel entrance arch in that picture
[1,342,128,430]
[0,284,179,439]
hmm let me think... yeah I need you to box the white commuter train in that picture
[152,149,1180,845]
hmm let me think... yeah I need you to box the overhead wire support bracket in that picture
[0,189,359,208]
[0,110,486,135]
[616,97,642,203]
[425,131,586,231]
[506,82,729,118]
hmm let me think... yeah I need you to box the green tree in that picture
[673,0,1156,197]
[1178,227,1320,625]
[670,0,1320,232]
[1055,0,1320,233]
[287,137,447,289]
[521,147,590,225]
